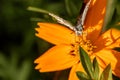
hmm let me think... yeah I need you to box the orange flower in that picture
[34,0,120,80]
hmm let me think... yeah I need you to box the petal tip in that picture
[35,64,40,69]
[37,22,42,26]
[34,58,39,63]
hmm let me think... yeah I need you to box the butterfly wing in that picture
[75,0,91,35]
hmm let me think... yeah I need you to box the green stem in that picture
[27,6,49,14]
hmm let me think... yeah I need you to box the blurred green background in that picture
[0,0,120,80]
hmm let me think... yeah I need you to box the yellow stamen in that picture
[71,30,97,56]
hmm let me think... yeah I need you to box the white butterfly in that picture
[48,0,91,35]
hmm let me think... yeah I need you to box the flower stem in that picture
[27,6,49,14]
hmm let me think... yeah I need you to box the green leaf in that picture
[100,64,112,80]
[102,0,117,32]
[76,71,90,80]
[28,7,49,14]
[65,0,83,17]
[18,60,31,80]
[116,0,120,17]
[79,47,94,79]
[93,58,99,80]
[0,53,8,67]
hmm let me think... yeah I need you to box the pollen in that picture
[77,31,97,55]
[80,39,97,54]
[69,29,97,57]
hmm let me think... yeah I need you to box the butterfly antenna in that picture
[28,6,74,30]
[48,13,74,30]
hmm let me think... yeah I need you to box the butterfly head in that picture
[74,23,83,35]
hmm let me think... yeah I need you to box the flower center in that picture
[80,39,96,55]
[70,30,97,58]
[75,32,97,55]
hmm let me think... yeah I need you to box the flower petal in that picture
[95,49,120,77]
[93,28,120,52]
[84,0,107,42]
[106,38,120,49]
[36,23,76,45]
[34,44,79,72]
[69,63,85,80]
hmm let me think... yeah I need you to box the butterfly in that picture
[48,0,91,35]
